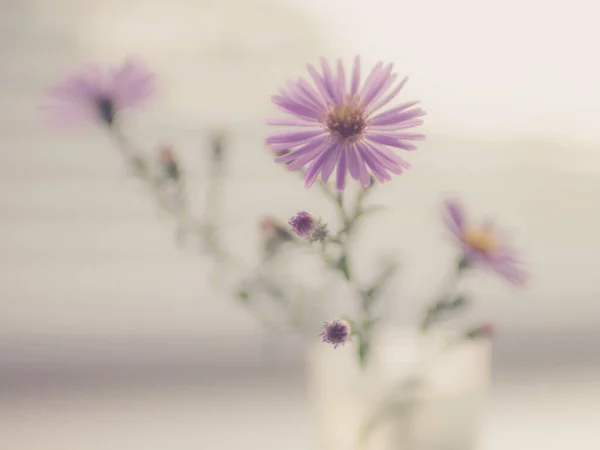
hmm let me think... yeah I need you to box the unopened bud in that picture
[289,211,317,238]
[466,322,494,340]
[158,146,180,180]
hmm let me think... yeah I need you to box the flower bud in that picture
[466,322,495,340]
[320,319,352,348]
[158,145,180,180]
[288,211,317,238]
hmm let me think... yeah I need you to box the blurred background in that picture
[1,0,600,448]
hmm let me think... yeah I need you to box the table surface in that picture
[2,369,598,450]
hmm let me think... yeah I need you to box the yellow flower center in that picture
[325,96,366,139]
[463,226,498,254]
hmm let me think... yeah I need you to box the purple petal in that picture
[360,63,394,109]
[362,142,406,174]
[307,64,334,104]
[272,95,320,121]
[443,200,465,236]
[488,258,528,286]
[350,56,361,96]
[283,81,322,112]
[336,59,347,102]
[265,117,318,127]
[370,144,411,169]
[267,129,326,147]
[111,59,155,109]
[367,77,408,115]
[320,144,341,182]
[369,104,424,126]
[336,145,348,190]
[366,72,397,113]
[274,135,328,162]
[366,134,417,151]
[355,141,392,183]
[287,141,330,170]
[384,132,426,141]
[297,78,327,109]
[370,118,424,131]
[320,58,341,104]
[358,62,384,104]
[304,141,337,188]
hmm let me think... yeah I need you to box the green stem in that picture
[419,257,469,332]
[320,184,374,368]
[108,124,300,333]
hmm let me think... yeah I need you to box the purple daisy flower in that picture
[42,58,155,127]
[266,56,425,190]
[288,211,317,238]
[320,319,351,348]
[444,200,528,286]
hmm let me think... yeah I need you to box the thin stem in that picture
[419,257,469,332]
[107,123,299,333]
[317,183,374,368]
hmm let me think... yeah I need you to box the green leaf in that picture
[336,253,350,280]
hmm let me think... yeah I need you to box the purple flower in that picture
[42,58,155,127]
[288,211,317,237]
[266,56,425,190]
[320,319,351,348]
[444,200,528,285]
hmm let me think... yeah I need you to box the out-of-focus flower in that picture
[260,216,293,242]
[444,200,528,285]
[158,145,181,180]
[466,322,495,339]
[288,211,317,237]
[320,319,351,348]
[266,56,425,190]
[43,58,155,127]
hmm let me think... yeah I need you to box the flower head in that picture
[266,56,425,190]
[444,200,528,285]
[43,58,155,127]
[320,319,351,348]
[288,211,317,238]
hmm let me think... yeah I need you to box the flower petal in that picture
[320,58,341,104]
[307,63,334,104]
[265,117,318,127]
[350,56,361,96]
[304,141,337,188]
[336,144,348,190]
[267,129,325,146]
[367,76,408,115]
[356,141,392,183]
[369,104,424,125]
[443,200,466,237]
[320,144,341,182]
[366,134,417,151]
[358,62,383,100]
[272,95,320,121]
[274,135,328,162]
[360,63,394,109]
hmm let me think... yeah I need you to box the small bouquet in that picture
[42,56,528,371]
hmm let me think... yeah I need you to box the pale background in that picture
[1,0,600,449]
